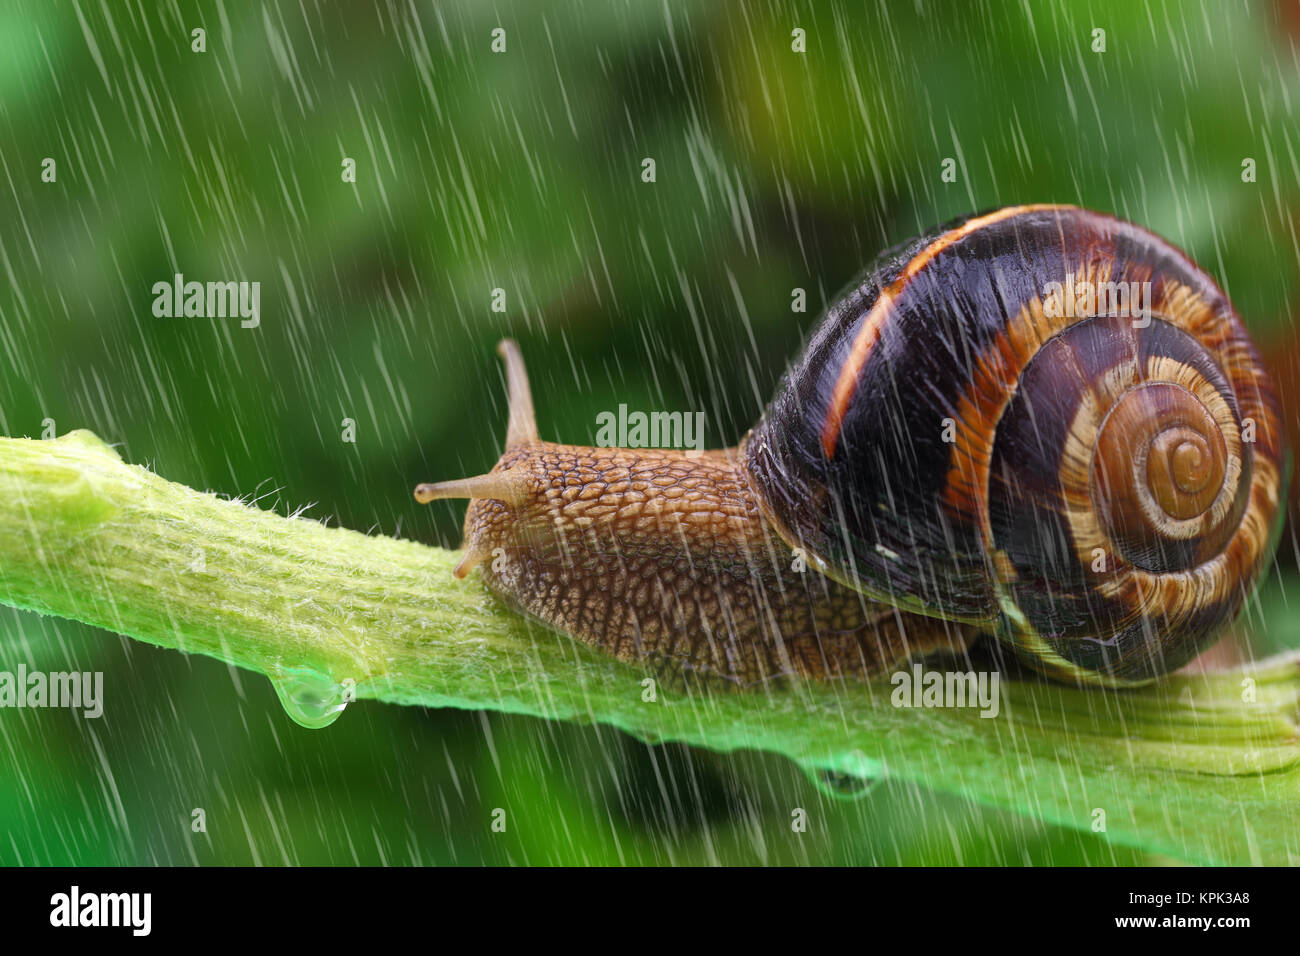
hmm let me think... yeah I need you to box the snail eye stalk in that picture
[413,337,539,507]
[413,473,528,507]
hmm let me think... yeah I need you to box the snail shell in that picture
[744,204,1286,685]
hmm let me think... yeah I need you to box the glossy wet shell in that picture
[743,205,1286,685]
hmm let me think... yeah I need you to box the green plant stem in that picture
[0,430,537,708]
[2,430,1299,863]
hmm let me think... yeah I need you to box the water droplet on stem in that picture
[810,767,880,800]
[271,665,348,729]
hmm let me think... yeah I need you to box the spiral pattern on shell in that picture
[744,205,1286,686]
[981,310,1264,683]
[1086,345,1242,573]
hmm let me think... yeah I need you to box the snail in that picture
[416,205,1286,688]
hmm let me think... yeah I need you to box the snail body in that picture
[418,205,1286,688]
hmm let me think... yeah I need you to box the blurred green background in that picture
[1,0,1298,865]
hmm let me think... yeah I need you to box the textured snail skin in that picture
[457,444,968,683]
[419,205,1286,689]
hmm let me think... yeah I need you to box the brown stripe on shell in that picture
[819,203,1076,461]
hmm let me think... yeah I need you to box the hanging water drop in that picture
[805,749,882,801]
[270,665,349,729]
[810,767,881,801]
